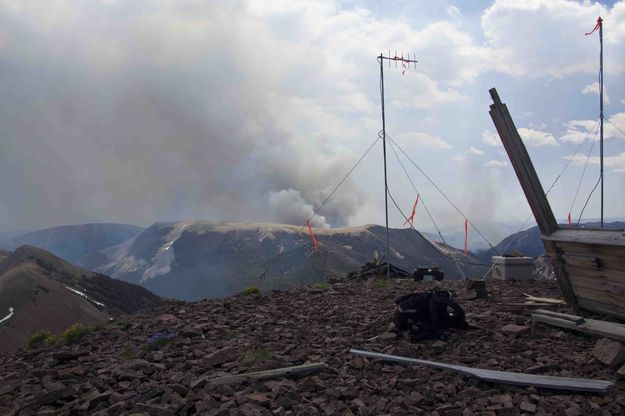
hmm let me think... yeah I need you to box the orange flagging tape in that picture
[404,194,420,226]
[585,17,602,36]
[307,221,319,250]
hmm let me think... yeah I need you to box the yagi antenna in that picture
[377,51,419,71]
[375,50,419,279]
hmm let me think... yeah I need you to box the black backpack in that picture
[393,288,470,341]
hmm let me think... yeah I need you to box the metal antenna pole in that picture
[378,54,390,279]
[376,52,418,278]
[599,17,604,228]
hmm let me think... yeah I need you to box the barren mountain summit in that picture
[1,279,623,415]
[91,221,484,301]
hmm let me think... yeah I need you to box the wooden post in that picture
[488,88,558,236]
[488,88,578,309]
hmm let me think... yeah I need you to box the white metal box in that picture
[490,256,534,281]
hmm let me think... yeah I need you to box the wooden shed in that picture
[488,88,625,319]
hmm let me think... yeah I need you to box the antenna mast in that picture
[377,52,418,278]
[599,17,604,228]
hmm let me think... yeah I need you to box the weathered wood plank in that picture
[557,252,625,272]
[542,240,578,309]
[565,265,625,281]
[532,310,625,342]
[561,254,601,269]
[533,314,581,330]
[532,309,585,324]
[564,265,625,283]
[577,298,625,320]
[203,363,329,386]
[551,240,625,257]
[488,88,558,236]
[569,274,625,295]
[573,286,625,309]
[544,229,625,247]
[350,349,614,393]
[524,294,565,304]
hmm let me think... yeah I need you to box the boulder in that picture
[592,338,625,367]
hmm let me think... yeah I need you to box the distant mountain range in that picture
[0,223,144,266]
[6,219,621,304]
[478,221,625,262]
[0,245,162,354]
[88,221,486,300]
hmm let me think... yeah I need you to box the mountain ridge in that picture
[91,221,487,300]
[0,245,162,354]
[1,223,144,267]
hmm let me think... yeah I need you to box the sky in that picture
[0,0,624,246]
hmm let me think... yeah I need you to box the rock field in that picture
[1,279,624,415]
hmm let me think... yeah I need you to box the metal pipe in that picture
[379,54,390,279]
[599,17,604,228]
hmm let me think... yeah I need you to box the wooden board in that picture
[572,285,625,310]
[531,309,585,324]
[569,274,625,295]
[565,266,625,283]
[558,251,625,272]
[577,298,625,321]
[561,254,601,269]
[544,229,625,248]
[488,90,558,236]
[553,240,625,258]
[204,362,329,386]
[543,240,578,309]
[350,349,614,393]
[532,310,625,343]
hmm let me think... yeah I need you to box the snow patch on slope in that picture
[0,306,14,325]
[258,228,276,242]
[141,222,190,282]
[65,286,105,308]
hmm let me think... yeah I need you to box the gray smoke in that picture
[0,1,368,230]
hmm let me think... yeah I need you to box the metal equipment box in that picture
[490,256,534,281]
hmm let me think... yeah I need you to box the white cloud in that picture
[518,128,558,146]
[581,82,610,104]
[482,0,625,78]
[482,130,500,146]
[560,113,625,144]
[560,119,598,144]
[390,73,466,109]
[607,113,625,139]
[446,6,461,18]
[581,82,599,95]
[452,147,485,162]
[564,152,625,173]
[396,132,451,149]
[606,153,625,173]
[483,160,509,168]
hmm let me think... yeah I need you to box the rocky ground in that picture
[1,279,624,415]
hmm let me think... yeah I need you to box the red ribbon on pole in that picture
[404,194,420,226]
[464,219,468,257]
[568,212,572,225]
[307,221,319,250]
[585,17,602,36]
